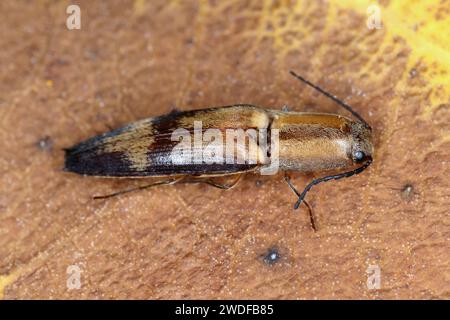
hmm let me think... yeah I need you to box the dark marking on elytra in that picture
[149,109,191,134]
[142,163,255,176]
[65,150,131,176]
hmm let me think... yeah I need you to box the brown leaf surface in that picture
[0,0,448,299]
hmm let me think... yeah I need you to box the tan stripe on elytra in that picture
[177,106,270,130]
[270,111,352,131]
[102,119,155,172]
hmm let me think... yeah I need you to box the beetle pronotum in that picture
[64,71,373,230]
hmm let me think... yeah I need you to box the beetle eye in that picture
[353,150,365,162]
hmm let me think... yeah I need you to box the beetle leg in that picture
[93,174,243,200]
[93,176,185,200]
[284,172,317,231]
[185,173,243,190]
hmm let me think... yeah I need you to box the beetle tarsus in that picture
[303,199,316,231]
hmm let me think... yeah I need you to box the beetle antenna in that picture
[289,70,371,130]
[293,158,373,210]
